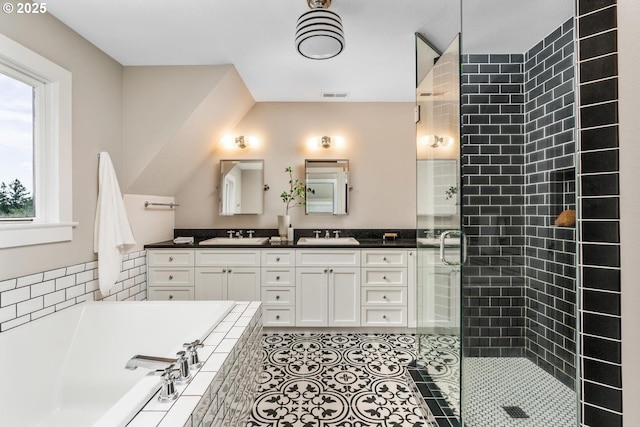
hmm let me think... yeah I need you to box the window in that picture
[0,68,36,219]
[0,34,74,248]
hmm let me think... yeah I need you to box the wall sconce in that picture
[419,135,453,148]
[307,135,345,151]
[221,135,259,150]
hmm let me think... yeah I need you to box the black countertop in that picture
[144,228,417,249]
[144,238,417,249]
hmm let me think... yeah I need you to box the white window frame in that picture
[0,34,75,248]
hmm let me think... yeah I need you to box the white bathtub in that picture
[0,300,235,427]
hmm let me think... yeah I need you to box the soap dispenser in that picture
[287,224,294,242]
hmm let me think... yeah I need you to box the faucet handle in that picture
[174,351,191,384]
[158,364,180,402]
[247,230,255,238]
[313,230,321,238]
[333,230,341,238]
[226,230,235,238]
[235,230,244,238]
[183,340,204,368]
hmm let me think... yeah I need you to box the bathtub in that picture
[0,300,235,427]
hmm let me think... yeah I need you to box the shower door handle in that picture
[439,230,467,266]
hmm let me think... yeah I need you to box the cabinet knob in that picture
[382,315,387,319]
[329,269,333,273]
[383,257,388,261]
[228,269,232,273]
[222,269,226,273]
[276,276,280,281]
[276,295,280,300]
[324,269,328,273]
[169,275,173,280]
[276,315,280,320]
[276,257,280,262]
[383,295,387,299]
[383,275,387,280]
[169,256,174,262]
[169,295,174,300]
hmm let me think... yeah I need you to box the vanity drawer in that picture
[361,250,407,267]
[148,268,193,286]
[196,250,261,267]
[362,287,407,305]
[361,307,407,327]
[261,288,295,305]
[361,268,406,286]
[263,307,295,326]
[296,250,360,267]
[262,250,296,266]
[147,249,194,267]
[262,268,295,286]
[148,287,194,301]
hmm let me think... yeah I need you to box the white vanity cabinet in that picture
[147,249,195,301]
[195,250,261,301]
[360,249,409,327]
[261,250,296,326]
[296,250,361,327]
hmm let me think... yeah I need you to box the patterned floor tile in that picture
[248,333,434,427]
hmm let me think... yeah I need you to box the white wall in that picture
[618,1,640,424]
[0,3,123,281]
[123,195,176,251]
[175,102,417,231]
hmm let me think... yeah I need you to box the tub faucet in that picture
[325,230,330,239]
[125,355,176,371]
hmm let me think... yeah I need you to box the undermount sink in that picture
[297,237,360,246]
[199,237,269,245]
[417,237,460,247]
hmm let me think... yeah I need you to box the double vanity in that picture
[145,231,418,329]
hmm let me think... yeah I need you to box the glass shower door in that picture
[415,34,462,423]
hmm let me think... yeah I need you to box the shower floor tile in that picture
[247,333,436,427]
[463,357,577,427]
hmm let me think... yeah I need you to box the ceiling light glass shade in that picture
[295,9,345,60]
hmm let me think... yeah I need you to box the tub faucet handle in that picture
[174,351,191,384]
[247,230,255,238]
[158,364,180,402]
[183,340,204,369]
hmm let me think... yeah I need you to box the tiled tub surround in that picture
[0,251,147,332]
[0,300,240,427]
[0,250,147,332]
[461,18,578,387]
[127,301,263,427]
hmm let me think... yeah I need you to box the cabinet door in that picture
[328,267,360,327]
[296,268,328,326]
[195,267,226,300]
[227,268,261,301]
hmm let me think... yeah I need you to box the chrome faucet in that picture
[226,230,235,238]
[125,355,176,371]
[325,230,330,239]
[246,230,255,238]
[313,230,322,238]
[235,230,244,238]
[333,230,341,239]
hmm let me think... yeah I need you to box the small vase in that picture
[278,215,290,239]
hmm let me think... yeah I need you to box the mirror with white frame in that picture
[305,159,349,215]
[219,159,264,215]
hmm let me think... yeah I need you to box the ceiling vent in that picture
[322,92,349,98]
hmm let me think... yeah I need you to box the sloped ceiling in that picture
[122,65,255,195]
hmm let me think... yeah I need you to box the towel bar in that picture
[144,201,179,208]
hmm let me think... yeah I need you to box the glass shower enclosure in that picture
[413,1,579,425]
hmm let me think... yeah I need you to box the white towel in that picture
[93,152,136,295]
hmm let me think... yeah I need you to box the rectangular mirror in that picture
[219,159,264,215]
[305,159,349,215]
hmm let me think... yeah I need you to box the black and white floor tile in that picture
[247,333,435,427]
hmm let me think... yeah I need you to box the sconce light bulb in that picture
[321,136,331,148]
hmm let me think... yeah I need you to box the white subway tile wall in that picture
[0,250,147,332]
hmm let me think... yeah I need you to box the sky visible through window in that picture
[0,72,34,206]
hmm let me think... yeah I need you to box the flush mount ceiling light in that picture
[295,0,345,60]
